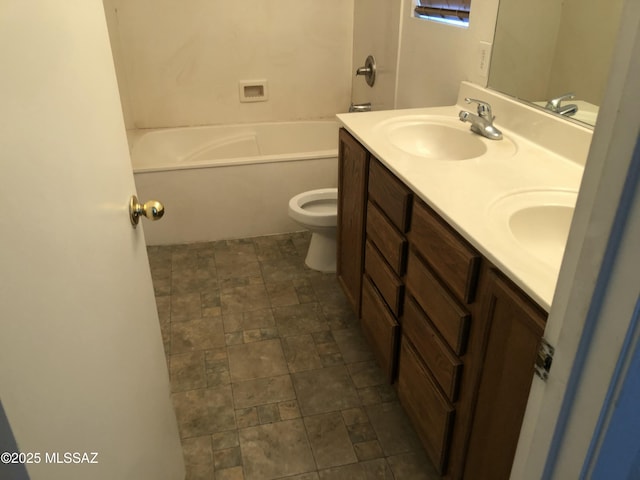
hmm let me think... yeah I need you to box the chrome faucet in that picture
[459,98,503,140]
[349,102,372,113]
[545,93,578,117]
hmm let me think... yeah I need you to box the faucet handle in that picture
[464,97,494,120]
[545,92,576,112]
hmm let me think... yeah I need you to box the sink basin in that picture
[386,121,487,160]
[510,204,574,267]
[374,115,516,161]
[489,190,578,269]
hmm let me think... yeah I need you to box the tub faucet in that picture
[349,102,372,113]
[545,93,578,117]
[459,98,503,140]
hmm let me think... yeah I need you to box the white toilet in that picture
[288,188,338,272]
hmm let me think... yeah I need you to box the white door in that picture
[0,2,184,480]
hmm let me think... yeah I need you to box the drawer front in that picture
[404,295,462,402]
[368,158,412,232]
[366,201,407,275]
[406,249,470,355]
[410,200,481,303]
[365,240,404,316]
[398,337,455,475]
[361,276,400,382]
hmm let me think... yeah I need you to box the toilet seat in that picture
[288,188,338,228]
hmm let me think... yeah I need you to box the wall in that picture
[351,0,402,111]
[103,0,354,129]
[547,0,624,104]
[488,0,561,102]
[395,0,500,108]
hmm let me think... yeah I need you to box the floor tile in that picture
[332,328,374,364]
[257,403,280,424]
[232,374,296,409]
[354,440,384,461]
[171,316,225,353]
[304,412,357,469]
[240,308,276,330]
[170,351,206,392]
[227,339,288,382]
[182,435,213,466]
[348,361,386,389]
[171,293,202,321]
[172,267,217,294]
[239,419,316,480]
[360,458,395,479]
[214,446,242,470]
[274,473,319,480]
[293,366,360,416]
[220,284,271,314]
[273,303,329,337]
[366,402,423,456]
[172,386,236,438]
[278,400,301,420]
[386,452,440,479]
[212,430,239,451]
[318,463,365,480]
[282,334,323,373]
[214,466,244,480]
[266,281,300,307]
[205,346,230,387]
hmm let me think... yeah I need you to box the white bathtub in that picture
[130,120,339,245]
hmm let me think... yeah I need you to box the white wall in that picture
[351,0,402,111]
[488,0,561,102]
[103,0,354,129]
[395,0,500,108]
[547,0,624,104]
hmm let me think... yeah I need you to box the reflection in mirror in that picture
[488,0,624,127]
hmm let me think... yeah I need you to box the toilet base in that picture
[305,229,337,273]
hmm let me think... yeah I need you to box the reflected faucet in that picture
[545,93,578,117]
[459,98,503,140]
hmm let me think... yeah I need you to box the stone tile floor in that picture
[148,232,439,480]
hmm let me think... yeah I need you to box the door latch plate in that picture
[535,338,554,381]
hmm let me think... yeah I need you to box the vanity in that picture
[336,82,592,479]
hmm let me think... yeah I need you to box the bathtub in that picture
[129,120,339,245]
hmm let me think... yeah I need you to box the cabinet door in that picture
[463,270,547,480]
[337,128,369,316]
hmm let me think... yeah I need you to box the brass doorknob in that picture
[129,195,165,227]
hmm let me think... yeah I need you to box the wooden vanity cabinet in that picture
[360,158,411,382]
[337,128,369,316]
[337,132,548,480]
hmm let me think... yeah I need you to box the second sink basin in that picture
[489,189,578,270]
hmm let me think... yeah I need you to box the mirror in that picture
[488,0,624,127]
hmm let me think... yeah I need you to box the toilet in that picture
[288,188,338,272]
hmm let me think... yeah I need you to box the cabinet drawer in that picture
[365,240,404,316]
[406,249,470,355]
[410,200,481,303]
[368,158,412,232]
[404,295,462,402]
[398,337,454,475]
[366,201,407,275]
[361,275,400,382]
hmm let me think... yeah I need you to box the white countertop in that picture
[337,83,592,311]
